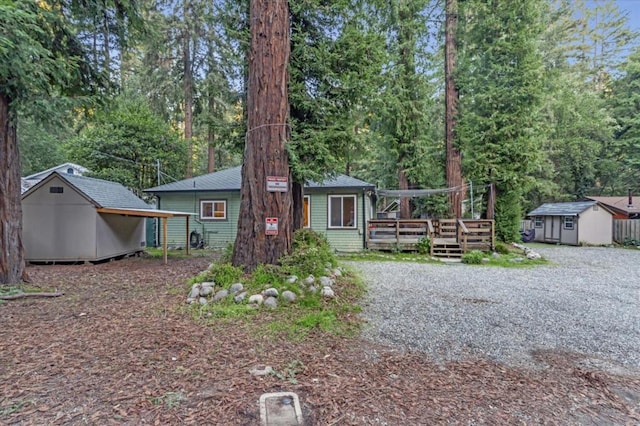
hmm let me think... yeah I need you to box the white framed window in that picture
[563,216,574,230]
[534,216,543,228]
[328,195,357,228]
[303,195,311,228]
[200,200,227,220]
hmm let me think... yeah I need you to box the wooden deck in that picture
[367,219,495,258]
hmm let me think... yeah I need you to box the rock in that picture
[319,276,334,287]
[249,365,273,376]
[286,275,298,284]
[492,252,500,258]
[248,294,264,305]
[264,296,278,308]
[234,291,247,303]
[332,268,342,277]
[264,287,279,297]
[321,286,335,298]
[229,283,244,294]
[481,258,490,264]
[186,297,197,304]
[526,251,541,260]
[198,297,208,305]
[213,289,229,302]
[188,284,201,299]
[200,282,215,297]
[282,290,297,302]
[303,275,315,286]
[509,257,524,263]
[308,286,318,294]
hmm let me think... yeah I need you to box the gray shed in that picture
[527,201,613,246]
[21,172,191,263]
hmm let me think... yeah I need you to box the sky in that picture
[616,0,640,30]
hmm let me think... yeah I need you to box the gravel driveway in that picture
[351,246,640,372]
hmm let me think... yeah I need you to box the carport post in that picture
[186,215,190,255]
[163,217,168,265]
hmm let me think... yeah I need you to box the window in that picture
[200,200,226,220]
[49,186,64,194]
[303,195,311,228]
[66,167,75,174]
[328,195,356,228]
[563,216,574,230]
[534,216,543,228]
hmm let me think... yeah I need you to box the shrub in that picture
[280,229,336,276]
[494,241,510,255]
[206,263,243,286]
[462,250,485,264]
[417,236,431,254]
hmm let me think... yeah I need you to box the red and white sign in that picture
[266,176,288,192]
[265,217,279,235]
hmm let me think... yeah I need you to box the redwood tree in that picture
[232,0,293,271]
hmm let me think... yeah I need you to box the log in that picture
[0,292,64,300]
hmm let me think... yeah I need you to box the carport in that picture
[96,207,194,265]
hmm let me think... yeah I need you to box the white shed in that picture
[22,172,153,262]
[527,201,613,246]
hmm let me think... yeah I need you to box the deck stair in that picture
[431,238,463,258]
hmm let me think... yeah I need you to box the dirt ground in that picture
[1,255,639,425]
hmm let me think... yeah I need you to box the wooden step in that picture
[431,242,463,258]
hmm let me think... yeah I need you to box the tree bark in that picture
[183,0,194,178]
[292,181,304,231]
[0,94,28,285]
[232,0,292,272]
[398,168,412,219]
[445,0,464,218]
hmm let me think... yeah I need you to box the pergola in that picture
[96,207,195,264]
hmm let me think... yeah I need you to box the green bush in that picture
[249,263,285,287]
[417,236,431,254]
[494,241,510,255]
[280,229,336,276]
[461,250,485,265]
[206,263,243,286]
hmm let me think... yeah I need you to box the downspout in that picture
[156,195,162,248]
[362,188,367,250]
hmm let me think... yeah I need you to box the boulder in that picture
[188,284,201,299]
[264,287,279,297]
[319,276,334,287]
[229,283,244,294]
[332,268,342,277]
[200,282,215,296]
[321,286,335,298]
[198,297,208,305]
[234,291,247,303]
[213,289,229,302]
[264,296,278,309]
[282,290,297,303]
[249,294,264,305]
[286,275,298,284]
[303,275,315,286]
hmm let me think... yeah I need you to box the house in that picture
[144,166,376,252]
[22,162,89,193]
[585,196,640,219]
[21,171,192,263]
[527,201,613,245]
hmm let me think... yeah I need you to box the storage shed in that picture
[527,201,613,246]
[22,172,190,263]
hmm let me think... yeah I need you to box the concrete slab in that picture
[259,391,303,426]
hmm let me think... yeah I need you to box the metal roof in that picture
[144,166,374,193]
[527,201,598,217]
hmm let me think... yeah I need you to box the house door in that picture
[544,216,561,241]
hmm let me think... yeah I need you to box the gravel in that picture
[350,246,640,372]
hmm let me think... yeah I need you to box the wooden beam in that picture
[163,217,168,265]
[186,215,190,255]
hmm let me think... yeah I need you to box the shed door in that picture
[544,216,561,241]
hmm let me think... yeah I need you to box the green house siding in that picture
[156,189,370,251]
[307,190,369,252]
[157,191,240,248]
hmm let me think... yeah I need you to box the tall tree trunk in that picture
[232,0,292,272]
[0,94,27,285]
[445,0,464,218]
[183,0,193,178]
[292,182,304,231]
[398,168,411,219]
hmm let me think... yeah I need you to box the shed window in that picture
[49,186,64,194]
[328,195,356,228]
[67,167,75,174]
[303,195,311,228]
[563,216,574,230]
[200,200,226,220]
[534,216,543,228]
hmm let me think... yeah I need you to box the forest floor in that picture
[1,254,639,425]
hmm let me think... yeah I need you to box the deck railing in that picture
[366,218,494,253]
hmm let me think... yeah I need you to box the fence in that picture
[613,219,640,244]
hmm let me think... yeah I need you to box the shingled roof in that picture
[586,196,640,216]
[23,171,152,210]
[144,166,374,193]
[527,201,600,217]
